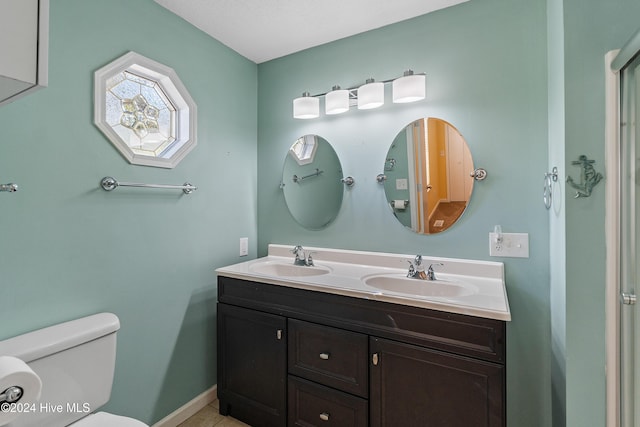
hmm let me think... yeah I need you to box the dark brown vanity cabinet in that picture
[217,276,506,427]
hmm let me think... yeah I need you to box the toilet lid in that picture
[70,412,149,427]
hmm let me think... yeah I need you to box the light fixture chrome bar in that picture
[0,183,18,192]
[305,72,426,98]
[100,176,197,194]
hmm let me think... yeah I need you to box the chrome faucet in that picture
[406,255,426,279]
[291,245,315,266]
[406,255,443,281]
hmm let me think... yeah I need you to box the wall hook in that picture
[543,167,558,209]
[566,155,603,198]
[0,183,18,193]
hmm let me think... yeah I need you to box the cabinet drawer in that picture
[288,376,368,427]
[288,319,368,397]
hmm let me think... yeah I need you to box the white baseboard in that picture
[152,385,217,427]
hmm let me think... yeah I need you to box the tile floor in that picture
[177,400,250,427]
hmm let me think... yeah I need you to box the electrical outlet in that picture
[239,237,248,257]
[489,232,529,258]
[396,178,408,190]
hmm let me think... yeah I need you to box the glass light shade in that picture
[393,73,426,103]
[325,88,349,115]
[293,93,320,119]
[357,80,384,110]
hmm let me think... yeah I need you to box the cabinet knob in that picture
[372,353,379,366]
[319,352,330,360]
[319,412,330,421]
[276,329,283,340]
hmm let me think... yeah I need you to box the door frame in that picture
[605,48,621,427]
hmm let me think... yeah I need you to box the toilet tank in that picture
[0,313,121,427]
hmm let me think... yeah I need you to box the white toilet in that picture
[0,313,148,427]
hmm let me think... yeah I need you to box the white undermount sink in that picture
[248,260,331,277]
[364,274,478,298]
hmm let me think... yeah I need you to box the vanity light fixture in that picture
[325,85,350,115]
[293,70,426,119]
[357,78,385,110]
[293,92,320,119]
[392,70,426,103]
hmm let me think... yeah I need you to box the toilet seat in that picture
[69,411,149,427]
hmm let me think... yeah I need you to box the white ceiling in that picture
[154,0,470,64]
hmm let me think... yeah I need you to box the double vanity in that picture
[216,244,511,427]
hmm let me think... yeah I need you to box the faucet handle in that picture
[414,255,423,266]
[306,251,317,266]
[406,260,416,278]
[427,262,444,272]
[426,263,444,280]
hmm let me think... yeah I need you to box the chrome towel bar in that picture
[100,176,197,194]
[292,168,323,183]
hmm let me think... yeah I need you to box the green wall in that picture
[558,0,640,426]
[0,0,257,424]
[257,0,550,425]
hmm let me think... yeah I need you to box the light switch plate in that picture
[239,237,248,257]
[489,232,529,258]
[396,178,408,190]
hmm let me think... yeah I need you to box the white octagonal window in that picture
[94,52,197,168]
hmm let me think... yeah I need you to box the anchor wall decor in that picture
[566,155,603,198]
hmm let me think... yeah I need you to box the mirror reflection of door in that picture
[384,118,474,235]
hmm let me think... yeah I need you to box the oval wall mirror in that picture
[382,118,474,234]
[281,135,344,230]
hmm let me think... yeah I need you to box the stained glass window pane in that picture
[105,74,177,156]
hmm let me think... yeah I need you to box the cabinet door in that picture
[217,303,287,427]
[370,337,504,427]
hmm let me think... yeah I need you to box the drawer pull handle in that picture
[319,412,330,421]
[319,352,330,360]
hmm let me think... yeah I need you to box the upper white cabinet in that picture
[0,0,48,107]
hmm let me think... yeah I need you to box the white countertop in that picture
[215,244,511,321]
